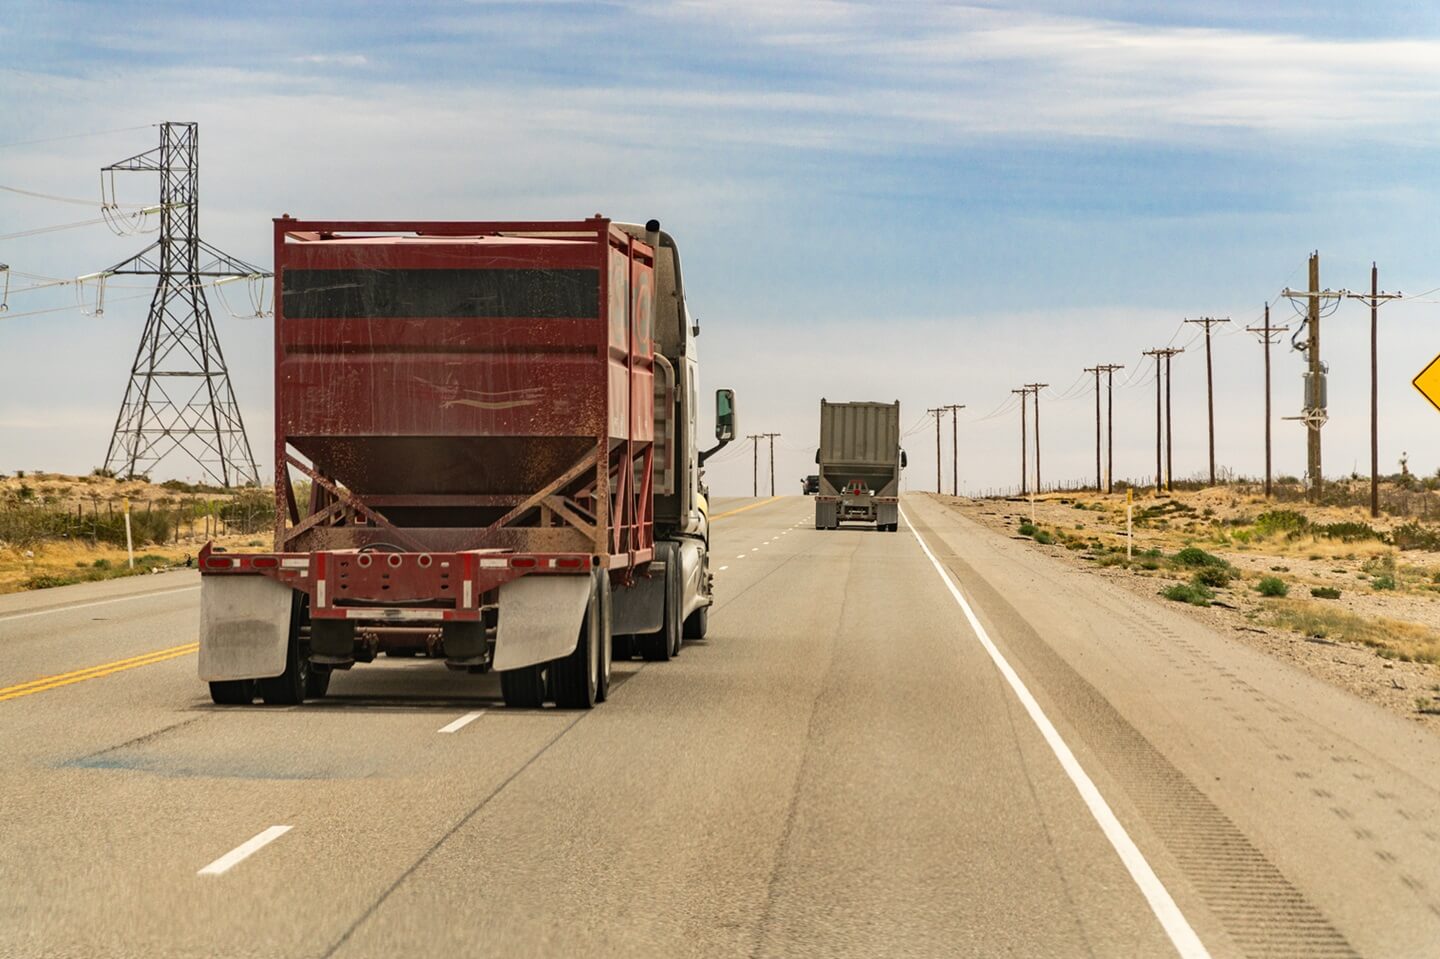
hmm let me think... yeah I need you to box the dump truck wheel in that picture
[683,605,708,640]
[260,592,310,706]
[208,680,254,705]
[612,635,634,661]
[553,577,600,709]
[639,547,680,661]
[305,666,331,699]
[596,575,613,703]
[501,665,546,708]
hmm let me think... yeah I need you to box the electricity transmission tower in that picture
[102,122,265,487]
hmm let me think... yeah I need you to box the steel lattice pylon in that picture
[102,121,264,487]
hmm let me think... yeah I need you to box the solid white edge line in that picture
[437,710,485,734]
[197,825,292,876]
[899,506,1211,959]
[0,585,201,623]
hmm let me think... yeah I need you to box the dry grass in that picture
[1258,600,1440,664]
[0,534,260,595]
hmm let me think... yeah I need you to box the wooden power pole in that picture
[760,432,781,497]
[1184,317,1230,485]
[943,404,966,495]
[745,434,762,497]
[1344,266,1401,518]
[1246,305,1289,499]
[1282,254,1342,503]
[1024,384,1048,494]
[926,408,944,493]
[1143,348,1183,491]
[1085,364,1124,492]
[1011,390,1029,495]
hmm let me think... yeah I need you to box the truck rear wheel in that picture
[638,546,681,662]
[500,665,546,708]
[259,592,311,706]
[553,575,601,710]
[209,680,254,705]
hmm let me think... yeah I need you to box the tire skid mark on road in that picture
[906,503,1360,959]
[318,707,598,956]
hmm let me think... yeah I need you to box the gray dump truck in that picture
[813,400,906,531]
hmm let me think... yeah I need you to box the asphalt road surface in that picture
[2,494,1439,958]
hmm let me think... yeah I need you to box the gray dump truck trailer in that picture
[814,400,905,531]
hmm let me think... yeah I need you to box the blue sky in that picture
[2,0,1439,495]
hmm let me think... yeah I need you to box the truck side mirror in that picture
[715,389,736,441]
[900,449,908,468]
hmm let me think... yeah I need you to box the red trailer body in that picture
[201,217,657,633]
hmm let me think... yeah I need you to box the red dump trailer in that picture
[198,216,735,709]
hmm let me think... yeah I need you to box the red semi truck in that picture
[197,216,735,709]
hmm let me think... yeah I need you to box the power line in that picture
[0,124,157,151]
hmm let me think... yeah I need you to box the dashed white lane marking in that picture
[736,554,746,559]
[0,585,200,623]
[198,826,292,876]
[900,507,1210,959]
[437,710,486,734]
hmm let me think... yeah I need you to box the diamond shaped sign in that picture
[1416,353,1440,414]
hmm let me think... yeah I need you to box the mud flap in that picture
[876,501,899,528]
[493,575,592,672]
[198,576,294,682]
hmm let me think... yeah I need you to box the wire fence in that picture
[0,489,275,549]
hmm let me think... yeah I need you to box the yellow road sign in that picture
[1416,353,1440,414]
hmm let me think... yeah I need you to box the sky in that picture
[1,0,1439,497]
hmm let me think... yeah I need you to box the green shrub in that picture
[1254,510,1308,537]
[1372,574,1397,591]
[1163,583,1213,606]
[1257,576,1289,597]
[92,558,112,569]
[1018,522,1037,537]
[1311,586,1342,600]
[1173,546,1227,568]
[1392,522,1440,552]
[1192,566,1232,588]
[1033,530,1055,545]
[1315,521,1380,543]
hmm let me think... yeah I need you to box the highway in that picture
[2,494,1439,958]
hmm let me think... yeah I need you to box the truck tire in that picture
[259,592,311,706]
[683,605,708,640]
[209,679,254,705]
[553,576,601,710]
[612,635,634,661]
[638,545,680,662]
[500,665,546,708]
[305,666,332,698]
[596,574,613,703]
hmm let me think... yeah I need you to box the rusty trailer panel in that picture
[269,216,655,571]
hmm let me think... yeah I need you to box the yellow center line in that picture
[0,642,198,703]
[711,496,784,521]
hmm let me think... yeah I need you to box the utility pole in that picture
[1100,364,1123,493]
[1143,349,1183,491]
[1344,266,1402,518]
[745,434,761,497]
[926,408,945,493]
[100,122,265,486]
[1011,390,1029,495]
[1083,365,1124,492]
[943,404,966,495]
[1085,366,1103,490]
[1283,254,1343,503]
[1024,384,1048,494]
[1183,317,1230,485]
[762,432,781,496]
[1246,306,1290,499]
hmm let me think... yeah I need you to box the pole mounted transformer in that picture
[102,121,265,487]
